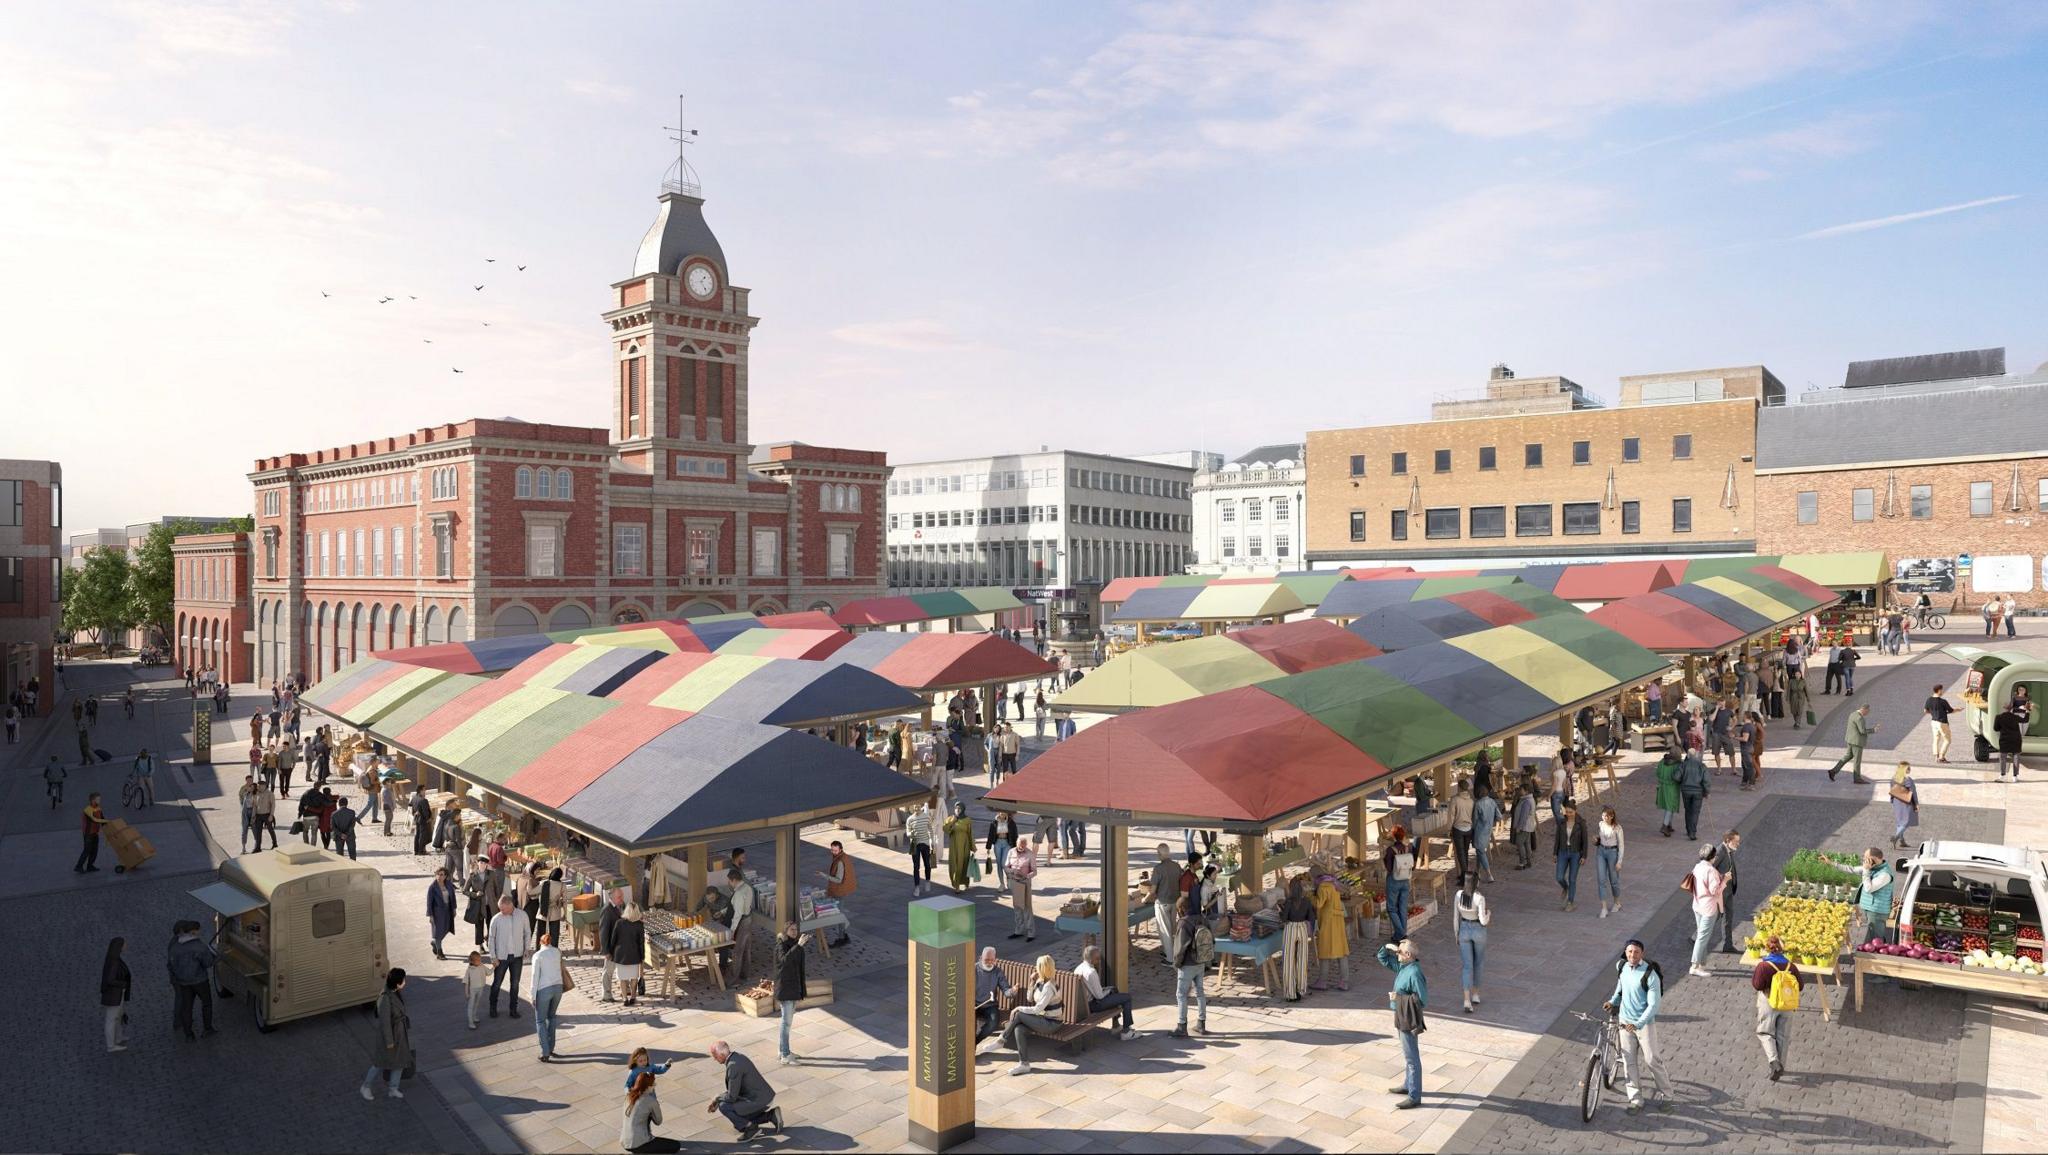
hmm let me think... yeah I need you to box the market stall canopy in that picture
[1663,552,1890,589]
[1098,573,1231,606]
[378,609,845,672]
[833,587,1023,628]
[1339,585,1579,652]
[1548,559,1679,602]
[302,658,486,729]
[1108,582,1306,625]
[1939,645,2036,671]
[990,614,1669,830]
[1315,574,1528,623]
[601,651,921,725]
[1052,620,1382,715]
[823,631,1056,692]
[1099,572,1367,611]
[1588,565,1840,654]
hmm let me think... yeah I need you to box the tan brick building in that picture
[1306,364,1780,565]
[1756,369,2048,611]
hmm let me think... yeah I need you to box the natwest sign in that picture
[1012,587,1074,601]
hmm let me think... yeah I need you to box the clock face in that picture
[685,264,716,299]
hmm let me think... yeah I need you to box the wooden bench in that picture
[986,959,1120,1049]
[836,808,906,850]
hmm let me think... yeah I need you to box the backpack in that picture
[1767,961,1801,1012]
[1193,924,1216,966]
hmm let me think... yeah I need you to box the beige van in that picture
[190,845,389,1031]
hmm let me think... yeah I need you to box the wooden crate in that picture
[734,979,836,1016]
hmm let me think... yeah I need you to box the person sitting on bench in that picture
[974,946,1012,1042]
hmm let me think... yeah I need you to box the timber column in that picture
[907,895,976,1151]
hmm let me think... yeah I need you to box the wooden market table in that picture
[1213,934,1283,993]
[643,911,731,995]
[1852,951,2048,1013]
[1053,905,1153,941]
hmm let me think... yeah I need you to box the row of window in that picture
[886,539,1187,586]
[891,467,1189,500]
[1217,495,1293,523]
[891,506,1190,533]
[1347,499,1694,542]
[179,556,233,601]
[306,527,415,578]
[1218,534,1292,560]
[0,481,58,528]
[602,524,853,579]
[0,557,60,605]
[513,467,575,500]
[1801,478,2048,524]
[311,475,416,512]
[1348,435,1694,478]
[819,484,862,513]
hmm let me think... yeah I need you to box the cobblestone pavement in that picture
[1447,796,2000,1153]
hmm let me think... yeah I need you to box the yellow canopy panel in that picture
[1180,583,1307,622]
[1776,551,1890,590]
[1693,576,1799,624]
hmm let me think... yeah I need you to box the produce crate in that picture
[1990,913,2020,937]
[735,978,834,1016]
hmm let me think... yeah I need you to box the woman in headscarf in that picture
[944,801,976,893]
[99,936,131,1053]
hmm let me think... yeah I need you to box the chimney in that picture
[1490,363,1515,381]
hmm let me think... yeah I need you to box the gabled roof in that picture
[823,632,1056,692]
[834,587,1024,627]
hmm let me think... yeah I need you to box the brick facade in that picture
[172,532,253,683]
[0,460,61,715]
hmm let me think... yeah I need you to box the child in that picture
[463,951,489,1029]
[624,1046,671,1091]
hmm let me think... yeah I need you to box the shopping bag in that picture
[968,854,982,883]
[1805,709,1816,726]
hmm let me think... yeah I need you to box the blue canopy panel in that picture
[1369,642,1560,737]
[1110,586,1203,623]
[1660,582,1777,636]
[558,715,926,848]
[552,647,666,698]
[822,631,918,669]
[689,616,769,652]
[1344,601,1492,652]
[700,659,921,727]
[1481,565,1568,593]
[465,633,557,675]
[1315,579,1427,619]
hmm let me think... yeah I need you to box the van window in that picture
[311,899,346,939]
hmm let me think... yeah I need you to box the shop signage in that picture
[1013,587,1074,601]
[1892,557,1957,595]
[910,941,967,1095]
[192,703,212,765]
[907,896,975,1151]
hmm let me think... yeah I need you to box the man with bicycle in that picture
[1604,939,1671,1116]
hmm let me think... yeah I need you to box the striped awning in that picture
[833,587,1024,628]
[1588,564,1840,654]
[1053,620,1382,714]
[1109,582,1307,624]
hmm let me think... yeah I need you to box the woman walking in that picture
[1453,875,1490,1013]
[1654,748,1682,837]
[944,802,976,892]
[1688,843,1725,978]
[611,905,647,1007]
[1378,939,1428,1109]
[1311,874,1350,992]
[531,934,564,1062]
[1595,806,1625,918]
[1005,839,1038,942]
[426,867,457,960]
[537,866,568,949]
[1749,934,1803,1080]
[986,811,1019,881]
[99,936,131,1053]
[1554,802,1587,912]
[360,969,412,1101]
[1277,876,1315,1002]
[1383,826,1416,942]
[1890,762,1921,848]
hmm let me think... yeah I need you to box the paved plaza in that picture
[3,632,2045,1152]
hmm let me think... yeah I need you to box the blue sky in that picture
[4,1,2045,532]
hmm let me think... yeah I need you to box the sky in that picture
[5,1,2047,534]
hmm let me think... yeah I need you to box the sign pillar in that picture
[192,701,212,765]
[1501,734,1519,779]
[907,895,975,1152]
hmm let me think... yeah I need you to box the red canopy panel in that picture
[605,652,726,707]
[1441,589,1538,628]
[1230,620,1383,675]
[379,643,485,674]
[1587,594,1745,653]
[832,596,927,627]
[740,629,854,660]
[1098,576,1170,605]
[393,676,530,751]
[499,644,583,687]
[322,662,417,715]
[1339,567,1418,580]
[756,610,842,631]
[1553,560,1676,602]
[843,633,1056,691]
[1745,564,1838,606]
[503,704,694,809]
[987,687,1384,825]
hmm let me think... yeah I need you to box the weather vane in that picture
[663,94,700,196]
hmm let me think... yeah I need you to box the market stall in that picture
[1108,582,1308,641]
[833,587,1032,634]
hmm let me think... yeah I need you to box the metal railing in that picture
[1771,368,2048,407]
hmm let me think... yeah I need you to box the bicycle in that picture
[1572,1009,1630,1123]
[1915,609,1946,631]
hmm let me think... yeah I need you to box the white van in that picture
[1895,840,2048,964]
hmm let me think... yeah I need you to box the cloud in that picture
[120,0,295,70]
[838,1,1942,183]
[1699,110,1889,180]
[1797,194,2021,240]
[565,79,633,104]
[829,319,988,353]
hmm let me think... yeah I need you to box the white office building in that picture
[1191,444,1308,573]
[884,450,1200,606]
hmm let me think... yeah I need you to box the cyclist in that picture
[1914,591,1933,629]
[1603,939,1671,1117]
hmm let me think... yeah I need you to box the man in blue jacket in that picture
[1604,939,1670,1116]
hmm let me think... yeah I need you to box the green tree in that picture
[63,548,137,644]
[126,517,239,648]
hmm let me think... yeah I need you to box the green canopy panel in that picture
[1259,662,1484,769]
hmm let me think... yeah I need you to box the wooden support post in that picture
[1501,735,1519,777]
[1432,761,1452,800]
[1237,833,1265,895]
[906,895,976,1151]
[775,825,799,931]
[622,852,644,911]
[1558,713,1575,751]
[1345,794,1370,860]
[1101,825,1131,991]
[1683,654,1699,697]
[686,843,708,914]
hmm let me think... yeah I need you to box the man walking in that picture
[45,757,66,810]
[999,724,1022,783]
[1707,699,1735,774]
[1606,940,1671,1116]
[330,796,359,860]
[1676,746,1710,841]
[708,1041,782,1140]
[1151,845,1185,966]
[167,921,219,1040]
[1829,705,1877,784]
[1925,684,1955,763]
[1751,934,1804,1081]
[1839,641,1861,696]
[1824,640,1844,695]
[487,895,532,1017]
[1786,663,1809,730]
[132,748,157,807]
[598,888,624,1001]
[410,789,433,856]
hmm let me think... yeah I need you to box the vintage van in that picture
[190,845,389,1031]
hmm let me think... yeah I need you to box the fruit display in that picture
[1963,948,2046,976]
[1744,895,1853,967]
[1961,910,1990,932]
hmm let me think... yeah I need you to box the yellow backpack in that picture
[1767,961,1800,1012]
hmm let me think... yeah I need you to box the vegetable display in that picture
[1744,896,1852,968]
[1781,849,1861,888]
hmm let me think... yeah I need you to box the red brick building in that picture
[0,459,62,715]
[172,532,253,682]
[241,174,887,685]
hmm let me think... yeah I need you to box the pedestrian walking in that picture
[2006,594,2020,638]
[1751,935,1804,1080]
[1554,802,1586,911]
[944,801,975,892]
[986,811,1018,881]
[1717,831,1743,953]
[1923,684,1956,763]
[775,924,808,1064]
[1470,785,1500,883]
[905,797,936,898]
[1304,873,1349,993]
[1383,827,1416,940]
[1595,806,1625,917]
[1006,839,1038,942]
[379,778,396,836]
[1839,641,1861,695]
[487,895,533,1016]
[463,951,489,1029]
[427,867,457,960]
[531,934,564,1061]
[74,793,107,873]
[100,936,131,1053]
[817,841,856,948]
[360,969,412,1101]
[167,920,218,1039]
[609,904,646,1007]
[724,868,758,985]
[1890,763,1921,847]
[1378,939,1428,1109]
[1652,748,1681,836]
[1985,598,2001,637]
[1829,704,1877,784]
[1824,640,1844,695]
[1786,663,1809,730]
[1062,812,1087,858]
[1607,940,1671,1115]
[1170,896,1211,1039]
[1453,875,1489,1013]
[1510,786,1536,868]
[1686,843,1725,976]
[1277,876,1314,1002]
[1449,777,1476,882]
[45,756,66,810]
[1995,704,2026,780]
[410,790,432,856]
[331,796,359,860]
[708,1041,783,1140]
[3,702,16,744]
[1859,847,1896,942]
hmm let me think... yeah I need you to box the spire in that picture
[662,94,701,198]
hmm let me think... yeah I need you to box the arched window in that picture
[516,466,532,498]
[556,469,572,500]
[369,604,384,654]
[823,485,840,512]
[536,468,552,499]
[422,605,444,645]
[447,606,468,642]
[847,485,861,513]
[389,604,406,649]
[547,604,591,631]
[493,605,540,636]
